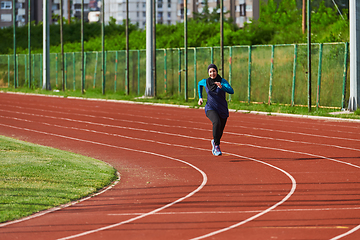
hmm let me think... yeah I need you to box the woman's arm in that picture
[198,79,207,99]
[220,79,234,94]
[197,79,206,105]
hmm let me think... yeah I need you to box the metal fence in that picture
[0,42,349,108]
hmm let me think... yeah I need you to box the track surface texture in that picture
[0,92,360,240]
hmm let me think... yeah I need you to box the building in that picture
[0,0,64,29]
[104,0,179,29]
[1,0,260,29]
[0,0,91,29]
[0,0,27,28]
[178,0,260,28]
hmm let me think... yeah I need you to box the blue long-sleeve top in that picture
[198,78,234,118]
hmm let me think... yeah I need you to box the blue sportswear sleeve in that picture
[198,79,207,99]
[220,79,234,94]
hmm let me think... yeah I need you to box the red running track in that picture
[0,92,360,240]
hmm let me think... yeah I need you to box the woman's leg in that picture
[206,110,227,146]
[218,116,228,144]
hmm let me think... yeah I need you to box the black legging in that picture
[206,110,227,146]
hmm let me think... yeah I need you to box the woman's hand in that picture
[215,82,222,88]
[198,98,203,105]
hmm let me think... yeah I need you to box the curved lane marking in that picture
[107,206,360,216]
[190,152,296,240]
[0,123,208,240]
[330,225,360,240]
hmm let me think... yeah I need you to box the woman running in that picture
[198,64,234,156]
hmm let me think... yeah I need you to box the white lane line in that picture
[0,172,121,228]
[107,206,360,216]
[229,124,360,142]
[227,131,360,152]
[331,225,360,240]
[224,141,360,170]
[190,152,296,240]
[0,123,208,240]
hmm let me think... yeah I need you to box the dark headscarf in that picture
[206,64,222,92]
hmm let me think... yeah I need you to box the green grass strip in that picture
[0,135,117,223]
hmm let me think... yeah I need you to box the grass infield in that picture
[0,135,117,224]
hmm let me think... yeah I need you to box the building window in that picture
[246,4,252,12]
[143,11,146,17]
[1,1,12,9]
[1,13,12,22]
[16,2,23,8]
[239,3,246,16]
[167,12,171,18]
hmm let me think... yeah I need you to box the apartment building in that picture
[105,0,178,29]
[0,0,67,29]
[1,0,260,29]
[0,0,27,28]
[178,0,260,28]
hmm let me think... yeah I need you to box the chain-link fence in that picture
[0,43,349,108]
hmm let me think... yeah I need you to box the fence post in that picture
[105,51,107,93]
[7,55,10,87]
[84,52,87,91]
[64,53,67,90]
[247,46,252,103]
[93,52,98,88]
[115,51,118,92]
[268,45,275,105]
[316,43,323,109]
[211,47,214,63]
[32,54,35,87]
[194,48,197,98]
[13,0,16,89]
[40,54,42,88]
[24,55,27,86]
[56,53,58,87]
[25,56,27,87]
[178,48,181,94]
[228,46,232,102]
[291,44,298,106]
[73,52,76,91]
[16,55,18,87]
[164,49,167,93]
[138,50,140,95]
[342,42,349,109]
[126,51,129,95]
